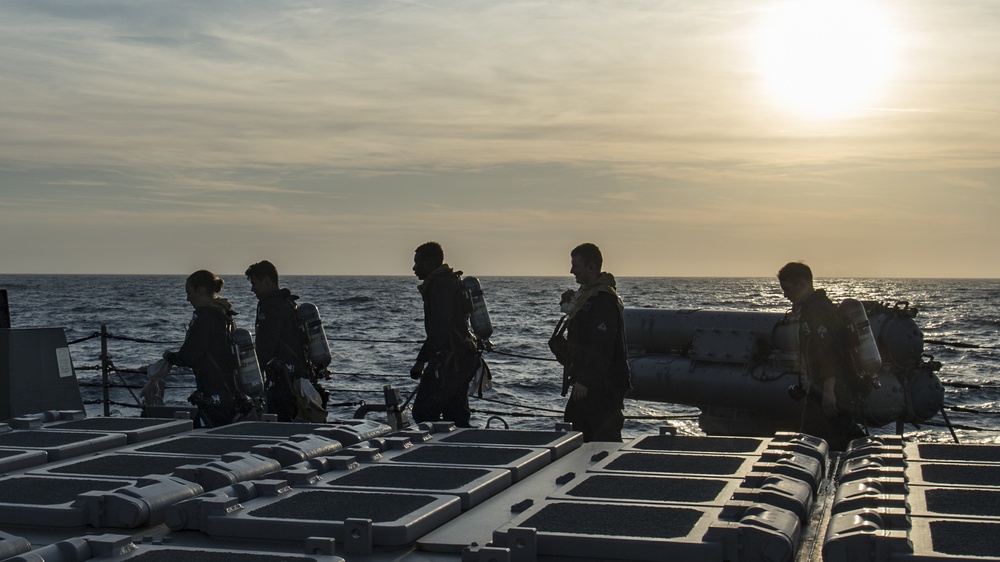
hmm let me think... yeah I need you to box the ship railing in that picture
[65,325,702,426]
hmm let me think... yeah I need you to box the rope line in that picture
[490,349,559,362]
[476,396,564,414]
[107,333,183,344]
[328,371,410,379]
[924,339,983,349]
[472,408,561,419]
[77,365,195,376]
[328,337,424,344]
[72,329,563,366]
[82,399,143,409]
[66,332,101,345]
[59,326,1000,436]
[326,387,392,395]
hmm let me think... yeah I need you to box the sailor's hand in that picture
[560,290,576,305]
[410,362,425,380]
[571,382,588,401]
[822,379,838,417]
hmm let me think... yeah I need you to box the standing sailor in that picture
[554,243,631,442]
[163,270,242,428]
[245,260,316,422]
[778,261,866,450]
[409,242,480,427]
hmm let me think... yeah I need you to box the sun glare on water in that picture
[754,0,897,119]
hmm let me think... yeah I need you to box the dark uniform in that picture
[412,266,479,427]
[167,303,241,427]
[565,291,631,441]
[796,288,865,450]
[254,288,310,422]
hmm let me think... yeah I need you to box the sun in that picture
[754,0,897,119]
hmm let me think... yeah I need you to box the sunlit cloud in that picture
[1,1,999,276]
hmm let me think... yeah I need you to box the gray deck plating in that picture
[2,413,1000,561]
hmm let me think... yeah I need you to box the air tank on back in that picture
[839,298,882,378]
[462,276,493,350]
[297,302,332,369]
[232,327,264,398]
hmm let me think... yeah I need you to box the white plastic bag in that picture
[293,378,328,422]
[141,358,172,406]
[468,358,493,397]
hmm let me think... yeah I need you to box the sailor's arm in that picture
[166,313,212,367]
[822,377,838,417]
[253,302,282,366]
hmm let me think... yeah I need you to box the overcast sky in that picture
[2,0,998,277]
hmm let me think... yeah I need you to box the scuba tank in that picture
[839,298,883,387]
[461,276,493,349]
[297,302,332,369]
[231,327,264,398]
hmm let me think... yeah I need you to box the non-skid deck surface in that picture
[627,434,766,454]
[131,436,279,456]
[519,501,705,539]
[324,464,491,490]
[0,475,130,505]
[40,453,209,478]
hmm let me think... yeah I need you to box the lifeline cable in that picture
[472,408,561,419]
[328,370,410,379]
[328,336,424,344]
[66,332,101,345]
[476,395,565,414]
[489,349,559,362]
[325,387,390,395]
[924,339,981,349]
[74,329,561,365]
[108,360,143,408]
[107,333,183,344]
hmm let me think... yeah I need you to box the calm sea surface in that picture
[2,275,999,443]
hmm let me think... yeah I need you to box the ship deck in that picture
[2,412,999,562]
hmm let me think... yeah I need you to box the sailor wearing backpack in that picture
[246,260,328,423]
[778,261,867,450]
[163,270,243,428]
[409,242,481,427]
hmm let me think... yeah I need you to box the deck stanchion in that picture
[0,289,10,329]
[101,324,110,416]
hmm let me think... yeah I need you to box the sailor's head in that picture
[245,260,279,299]
[570,243,602,285]
[413,241,444,280]
[777,261,814,306]
[186,270,224,308]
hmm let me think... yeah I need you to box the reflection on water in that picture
[1,275,998,443]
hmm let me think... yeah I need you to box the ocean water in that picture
[2,275,998,444]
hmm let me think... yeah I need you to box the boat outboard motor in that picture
[839,298,883,385]
[232,327,264,398]
[461,276,493,350]
[297,302,333,369]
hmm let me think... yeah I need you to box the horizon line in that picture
[2,273,998,281]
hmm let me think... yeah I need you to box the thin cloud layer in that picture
[1,0,999,276]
